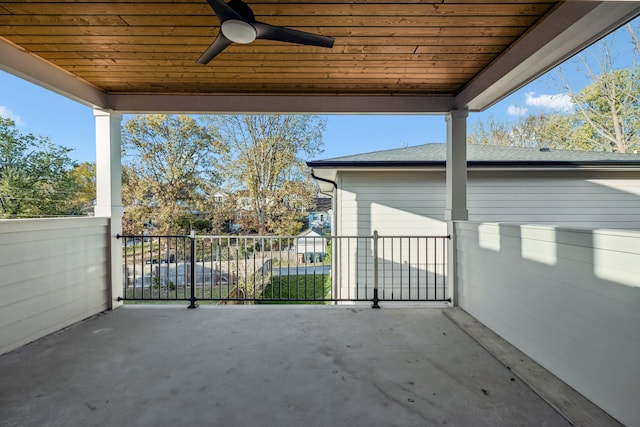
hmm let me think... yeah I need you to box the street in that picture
[272,265,330,276]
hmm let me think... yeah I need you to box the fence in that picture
[118,231,450,307]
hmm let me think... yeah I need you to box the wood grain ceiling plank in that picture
[118,14,539,27]
[97,84,458,94]
[91,75,478,83]
[96,84,460,93]
[26,43,505,54]
[50,63,486,73]
[0,2,552,17]
[0,3,210,15]
[41,51,498,61]
[84,73,468,81]
[0,15,127,25]
[0,0,561,99]
[72,71,476,80]
[0,25,527,38]
[247,3,553,17]
[51,56,488,67]
[7,35,517,47]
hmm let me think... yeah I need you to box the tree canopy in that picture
[209,114,326,235]
[0,117,87,218]
[121,114,225,234]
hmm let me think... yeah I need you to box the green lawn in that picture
[258,274,332,304]
[122,286,228,304]
[123,274,331,305]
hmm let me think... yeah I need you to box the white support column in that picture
[445,109,468,306]
[94,109,123,309]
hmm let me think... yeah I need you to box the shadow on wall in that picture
[455,221,640,426]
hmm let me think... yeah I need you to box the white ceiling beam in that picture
[104,94,455,114]
[0,39,109,109]
[456,1,640,112]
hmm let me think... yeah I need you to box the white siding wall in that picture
[333,168,640,305]
[336,170,640,233]
[468,171,640,228]
[335,172,447,301]
[0,217,110,355]
[336,171,447,236]
[455,221,640,426]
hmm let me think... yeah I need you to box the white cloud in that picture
[507,105,528,117]
[0,106,25,125]
[525,92,574,112]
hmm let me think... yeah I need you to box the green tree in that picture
[468,113,578,149]
[470,23,640,153]
[0,117,80,218]
[568,68,640,152]
[122,114,224,234]
[557,23,640,153]
[68,162,96,215]
[210,115,325,235]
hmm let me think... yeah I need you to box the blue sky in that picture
[1,17,637,163]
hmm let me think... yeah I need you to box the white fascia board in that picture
[470,166,640,173]
[309,168,336,194]
[105,94,456,114]
[309,168,337,181]
[316,181,335,194]
[456,1,640,111]
[0,39,109,109]
[316,165,640,173]
[315,166,441,174]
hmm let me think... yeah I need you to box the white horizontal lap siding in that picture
[456,221,640,426]
[0,217,110,355]
[335,172,447,301]
[337,170,640,232]
[338,172,447,236]
[468,171,640,229]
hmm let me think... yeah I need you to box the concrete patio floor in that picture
[0,306,571,427]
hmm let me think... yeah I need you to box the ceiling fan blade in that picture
[205,0,243,23]
[254,22,335,48]
[197,34,232,64]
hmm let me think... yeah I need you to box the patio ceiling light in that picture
[220,20,256,44]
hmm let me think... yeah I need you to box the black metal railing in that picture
[118,231,450,307]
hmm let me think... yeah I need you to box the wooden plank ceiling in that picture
[0,1,558,96]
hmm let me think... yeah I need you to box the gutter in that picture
[307,160,640,171]
[310,170,337,196]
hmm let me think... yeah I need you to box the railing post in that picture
[372,230,380,309]
[188,230,198,309]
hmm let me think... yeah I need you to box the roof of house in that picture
[312,197,332,213]
[308,143,640,169]
[296,228,326,238]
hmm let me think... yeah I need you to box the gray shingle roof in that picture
[308,143,640,167]
[312,197,332,212]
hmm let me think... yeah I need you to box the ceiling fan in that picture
[197,0,335,64]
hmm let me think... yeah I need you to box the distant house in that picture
[294,228,327,263]
[307,196,332,232]
[308,143,640,236]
